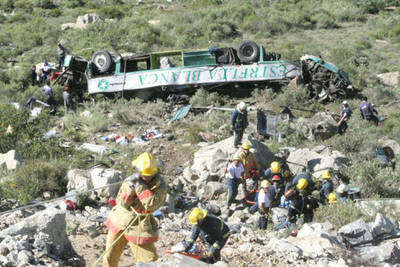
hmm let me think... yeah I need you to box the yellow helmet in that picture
[189,208,207,225]
[241,142,251,150]
[328,192,337,204]
[260,180,270,188]
[271,161,281,173]
[296,178,308,190]
[132,152,158,176]
[321,170,331,179]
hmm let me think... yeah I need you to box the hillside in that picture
[1,0,400,266]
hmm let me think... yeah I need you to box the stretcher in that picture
[167,242,203,260]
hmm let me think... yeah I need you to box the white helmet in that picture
[336,184,349,194]
[237,102,246,111]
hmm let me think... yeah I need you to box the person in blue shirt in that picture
[337,101,352,135]
[285,172,314,196]
[360,96,379,125]
[231,102,248,148]
[319,170,333,204]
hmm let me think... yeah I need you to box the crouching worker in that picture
[102,152,167,266]
[258,180,275,230]
[284,189,319,224]
[185,208,230,263]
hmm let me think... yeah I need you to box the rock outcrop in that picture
[0,150,20,170]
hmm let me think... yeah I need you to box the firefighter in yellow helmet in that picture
[285,172,314,196]
[184,208,230,263]
[102,152,167,266]
[238,142,261,196]
[320,170,334,204]
[328,192,338,204]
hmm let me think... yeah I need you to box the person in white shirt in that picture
[225,154,244,208]
[257,180,275,230]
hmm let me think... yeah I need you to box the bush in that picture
[1,160,68,204]
[189,89,226,107]
[314,201,372,228]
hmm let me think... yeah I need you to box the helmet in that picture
[270,161,281,173]
[321,170,331,179]
[189,208,207,225]
[241,142,251,150]
[284,189,295,199]
[232,154,241,161]
[296,178,308,190]
[336,184,349,194]
[342,100,348,105]
[328,192,337,204]
[237,102,246,111]
[132,152,158,176]
[272,175,281,182]
[260,180,270,188]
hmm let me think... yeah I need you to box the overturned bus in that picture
[61,40,350,100]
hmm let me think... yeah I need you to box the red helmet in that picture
[272,175,281,182]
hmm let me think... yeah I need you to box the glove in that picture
[184,241,193,252]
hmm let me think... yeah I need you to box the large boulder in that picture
[358,240,400,264]
[295,112,337,141]
[266,237,303,262]
[90,167,124,197]
[191,135,274,178]
[0,150,20,170]
[377,71,400,87]
[0,207,73,257]
[287,147,349,177]
[381,139,400,156]
[371,213,395,237]
[61,22,77,31]
[76,13,104,28]
[338,218,375,247]
[201,181,225,200]
[67,169,92,192]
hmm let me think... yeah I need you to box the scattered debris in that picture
[79,143,109,155]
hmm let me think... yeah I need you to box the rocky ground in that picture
[1,133,400,266]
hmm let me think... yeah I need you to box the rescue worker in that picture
[336,184,350,202]
[185,208,230,263]
[103,152,167,266]
[285,189,318,224]
[319,170,333,204]
[57,43,66,70]
[257,180,275,230]
[63,85,70,113]
[328,192,337,204]
[239,142,261,196]
[231,102,248,148]
[360,96,379,125]
[40,60,51,84]
[30,66,37,86]
[271,175,285,205]
[285,172,314,196]
[42,82,56,112]
[225,154,244,208]
[264,161,282,181]
[337,100,352,135]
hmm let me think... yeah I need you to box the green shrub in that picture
[1,160,68,204]
[99,5,124,19]
[189,89,226,107]
[314,201,372,228]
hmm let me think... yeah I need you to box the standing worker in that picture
[57,43,66,70]
[239,142,261,196]
[225,154,244,208]
[102,152,167,266]
[337,100,352,135]
[63,85,70,113]
[42,82,55,112]
[360,96,379,125]
[30,66,37,86]
[257,180,275,230]
[231,102,248,148]
[184,208,230,263]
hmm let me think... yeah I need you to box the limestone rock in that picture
[267,237,303,261]
[191,135,273,178]
[271,207,288,225]
[61,22,76,31]
[338,218,375,247]
[76,13,104,28]
[358,240,400,264]
[377,71,400,87]
[90,167,124,198]
[67,169,92,192]
[295,112,337,141]
[372,213,395,237]
[381,139,400,156]
[0,150,21,170]
[287,147,349,177]
[202,182,225,200]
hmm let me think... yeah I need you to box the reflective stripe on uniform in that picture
[188,238,195,243]
[105,218,121,235]
[212,243,221,249]
[121,192,135,202]
[124,235,158,244]
[223,232,230,239]
[138,189,153,200]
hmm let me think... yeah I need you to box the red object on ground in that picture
[166,243,203,260]
[244,189,259,205]
[65,200,77,210]
[108,197,116,206]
